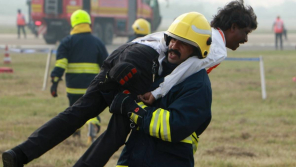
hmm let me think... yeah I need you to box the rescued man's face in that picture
[167,38,194,65]
[227,24,252,51]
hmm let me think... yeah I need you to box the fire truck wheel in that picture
[94,22,104,41]
[103,23,114,45]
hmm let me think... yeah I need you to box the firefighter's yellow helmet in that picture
[132,18,151,35]
[165,12,212,59]
[71,9,91,27]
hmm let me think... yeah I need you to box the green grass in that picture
[0,50,296,166]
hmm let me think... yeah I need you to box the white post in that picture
[259,55,267,100]
[42,49,53,91]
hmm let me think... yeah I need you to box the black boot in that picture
[2,146,27,167]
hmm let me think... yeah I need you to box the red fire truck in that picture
[26,0,162,44]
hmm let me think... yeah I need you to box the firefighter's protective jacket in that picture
[50,29,108,95]
[116,60,212,167]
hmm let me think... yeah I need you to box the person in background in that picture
[273,15,285,50]
[49,9,108,143]
[16,9,26,39]
[127,18,151,42]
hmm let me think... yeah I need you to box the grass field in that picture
[0,50,296,167]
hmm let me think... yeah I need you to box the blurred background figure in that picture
[272,15,285,50]
[127,18,151,42]
[49,9,108,143]
[16,9,26,39]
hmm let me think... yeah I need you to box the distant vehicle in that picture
[26,0,162,45]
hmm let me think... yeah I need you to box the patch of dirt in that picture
[241,132,251,140]
[205,146,256,158]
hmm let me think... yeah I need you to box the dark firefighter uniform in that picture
[16,42,160,165]
[115,59,212,167]
[50,27,108,105]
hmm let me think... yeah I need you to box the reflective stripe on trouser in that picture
[66,63,100,74]
[66,87,87,94]
[149,108,171,142]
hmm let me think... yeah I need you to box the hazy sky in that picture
[0,0,296,29]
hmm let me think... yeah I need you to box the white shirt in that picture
[132,28,227,99]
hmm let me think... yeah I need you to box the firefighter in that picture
[108,12,213,167]
[75,1,257,166]
[49,9,108,142]
[127,18,151,42]
[16,9,26,39]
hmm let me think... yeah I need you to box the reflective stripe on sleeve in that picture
[149,108,171,141]
[66,63,100,74]
[116,165,128,167]
[180,132,199,154]
[66,87,87,94]
[130,102,148,124]
[55,58,68,69]
[130,113,138,123]
[137,102,148,108]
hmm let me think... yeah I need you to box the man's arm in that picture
[50,37,69,97]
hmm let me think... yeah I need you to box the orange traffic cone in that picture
[0,67,13,73]
[3,45,11,64]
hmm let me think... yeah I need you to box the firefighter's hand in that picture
[109,62,140,87]
[109,92,134,115]
[110,92,146,126]
[50,77,60,97]
[138,92,155,105]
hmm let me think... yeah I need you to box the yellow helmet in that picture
[132,18,151,35]
[71,9,91,27]
[165,12,212,59]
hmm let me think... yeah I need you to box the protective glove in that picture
[98,62,140,91]
[50,77,61,97]
[110,91,146,126]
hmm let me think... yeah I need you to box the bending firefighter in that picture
[50,9,108,143]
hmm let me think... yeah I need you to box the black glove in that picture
[110,92,146,126]
[98,62,140,91]
[50,77,61,97]
[109,62,140,87]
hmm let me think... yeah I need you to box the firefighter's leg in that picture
[86,116,101,145]
[2,78,108,165]
[74,114,131,167]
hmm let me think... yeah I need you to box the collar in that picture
[217,28,226,44]
[70,24,91,35]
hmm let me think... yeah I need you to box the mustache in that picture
[168,49,181,58]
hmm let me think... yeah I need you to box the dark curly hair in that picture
[211,0,257,31]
